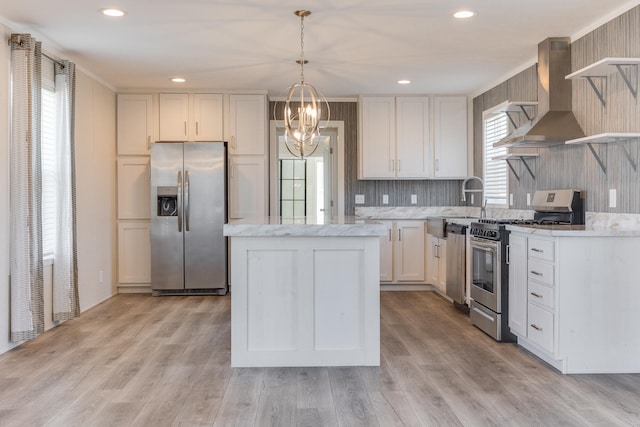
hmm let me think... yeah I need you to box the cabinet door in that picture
[117,94,153,155]
[228,155,267,219]
[359,96,395,179]
[159,93,189,141]
[229,94,266,155]
[379,222,394,282]
[437,238,447,291]
[433,96,468,178]
[118,222,151,283]
[508,233,528,336]
[193,93,224,141]
[117,157,150,219]
[396,97,431,178]
[395,221,425,282]
[427,235,445,291]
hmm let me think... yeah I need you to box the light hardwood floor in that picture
[1,291,639,426]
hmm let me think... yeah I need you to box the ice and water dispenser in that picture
[156,186,178,217]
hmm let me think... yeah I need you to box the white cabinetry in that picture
[426,234,447,292]
[117,94,154,155]
[378,221,425,283]
[228,94,266,155]
[117,222,151,284]
[508,229,640,374]
[227,94,268,219]
[228,156,267,220]
[379,222,394,282]
[159,93,223,141]
[433,96,468,178]
[359,96,431,179]
[117,158,150,219]
[507,233,528,337]
[116,94,154,292]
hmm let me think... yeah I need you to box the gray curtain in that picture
[52,60,80,321]
[9,34,44,342]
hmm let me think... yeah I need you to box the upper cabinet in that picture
[159,93,223,141]
[359,96,431,179]
[432,96,468,178]
[359,95,468,179]
[117,94,154,155]
[228,94,267,155]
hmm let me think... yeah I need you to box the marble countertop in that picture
[506,224,640,237]
[224,216,387,237]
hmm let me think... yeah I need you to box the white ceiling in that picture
[1,0,639,97]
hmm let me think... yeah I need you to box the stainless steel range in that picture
[468,189,584,342]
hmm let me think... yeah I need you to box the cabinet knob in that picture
[530,324,543,331]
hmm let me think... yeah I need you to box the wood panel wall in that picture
[271,101,463,215]
[473,6,640,213]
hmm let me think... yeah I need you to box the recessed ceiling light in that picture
[397,80,411,85]
[99,8,127,17]
[453,10,476,19]
[170,77,186,83]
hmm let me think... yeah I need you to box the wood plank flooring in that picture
[1,291,639,426]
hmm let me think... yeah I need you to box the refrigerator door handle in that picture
[177,171,183,232]
[185,170,190,232]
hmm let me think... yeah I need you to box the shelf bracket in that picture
[614,64,638,99]
[517,156,536,179]
[586,143,607,174]
[504,159,520,182]
[619,142,638,172]
[504,104,536,129]
[584,76,607,107]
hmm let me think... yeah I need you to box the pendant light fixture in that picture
[283,10,330,158]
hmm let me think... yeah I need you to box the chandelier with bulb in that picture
[283,10,330,158]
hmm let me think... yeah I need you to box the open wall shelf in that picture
[487,101,538,129]
[566,57,640,106]
[492,153,539,181]
[565,132,640,173]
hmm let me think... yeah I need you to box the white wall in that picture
[0,23,117,355]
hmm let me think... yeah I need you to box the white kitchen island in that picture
[223,216,386,367]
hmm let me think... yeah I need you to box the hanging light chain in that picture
[299,12,305,82]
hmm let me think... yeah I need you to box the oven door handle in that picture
[472,305,496,323]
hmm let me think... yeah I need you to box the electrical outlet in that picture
[471,194,474,204]
[609,189,617,208]
[355,194,365,204]
[99,270,104,284]
[411,194,417,204]
[382,194,389,205]
[526,193,531,206]
[509,193,514,206]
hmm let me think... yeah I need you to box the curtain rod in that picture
[42,52,65,68]
[9,35,65,68]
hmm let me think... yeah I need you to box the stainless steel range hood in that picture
[494,37,585,148]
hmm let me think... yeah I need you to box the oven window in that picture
[472,245,496,294]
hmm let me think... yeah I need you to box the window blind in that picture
[483,114,509,207]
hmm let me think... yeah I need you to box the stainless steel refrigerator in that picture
[150,142,227,295]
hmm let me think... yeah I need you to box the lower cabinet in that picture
[426,233,447,292]
[506,230,640,374]
[379,220,425,283]
[507,233,528,336]
[117,222,151,286]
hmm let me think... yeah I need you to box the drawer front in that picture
[527,303,554,353]
[528,281,554,310]
[528,258,554,286]
[528,238,554,262]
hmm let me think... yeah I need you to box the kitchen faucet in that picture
[461,176,486,218]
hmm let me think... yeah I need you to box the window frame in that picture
[482,102,510,208]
